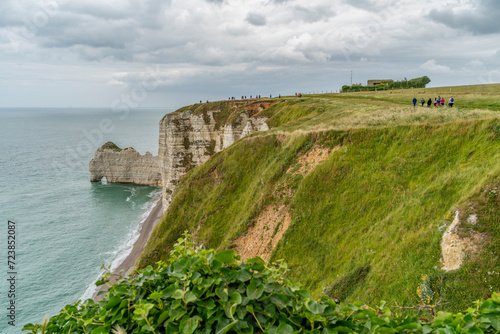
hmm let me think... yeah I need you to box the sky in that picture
[0,0,499,109]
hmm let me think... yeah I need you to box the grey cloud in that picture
[345,0,381,11]
[428,0,500,35]
[34,13,136,50]
[291,5,335,23]
[246,12,267,26]
[345,0,400,12]
[2,0,175,61]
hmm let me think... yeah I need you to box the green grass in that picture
[273,120,500,310]
[101,141,123,151]
[138,83,500,312]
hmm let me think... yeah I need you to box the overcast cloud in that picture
[0,0,498,108]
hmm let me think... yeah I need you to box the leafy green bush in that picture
[388,76,431,89]
[342,76,431,92]
[24,234,500,334]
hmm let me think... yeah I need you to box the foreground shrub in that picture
[24,234,500,333]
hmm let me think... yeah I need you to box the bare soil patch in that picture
[233,204,292,261]
[233,145,336,261]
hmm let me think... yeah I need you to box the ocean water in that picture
[0,108,169,333]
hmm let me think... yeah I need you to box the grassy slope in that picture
[138,84,500,311]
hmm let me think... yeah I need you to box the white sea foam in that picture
[79,188,162,301]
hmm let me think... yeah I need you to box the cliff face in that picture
[90,101,271,210]
[89,142,162,187]
[159,110,269,209]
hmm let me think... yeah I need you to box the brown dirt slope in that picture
[233,145,338,261]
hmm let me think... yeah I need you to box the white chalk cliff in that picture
[90,101,271,211]
[89,142,162,186]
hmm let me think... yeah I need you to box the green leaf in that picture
[467,325,485,334]
[105,296,122,310]
[276,323,294,334]
[491,292,500,305]
[296,290,311,299]
[270,293,291,309]
[237,269,253,282]
[197,299,216,310]
[162,285,178,298]
[158,310,170,326]
[247,257,265,271]
[22,323,35,331]
[247,280,265,300]
[180,315,201,334]
[216,285,228,302]
[481,314,500,331]
[142,324,156,332]
[91,326,110,334]
[377,328,398,334]
[172,289,185,300]
[216,320,238,334]
[305,300,327,315]
[95,279,106,287]
[149,291,163,301]
[169,307,187,321]
[201,277,215,288]
[230,292,243,305]
[215,250,236,265]
[173,258,189,273]
[185,291,198,303]
[236,305,248,319]
[165,320,179,334]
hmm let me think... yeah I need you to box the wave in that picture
[79,188,162,301]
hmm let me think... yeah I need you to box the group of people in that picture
[412,96,455,108]
[227,94,282,100]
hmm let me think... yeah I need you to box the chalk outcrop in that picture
[441,211,485,271]
[159,110,269,209]
[90,101,272,211]
[89,142,162,187]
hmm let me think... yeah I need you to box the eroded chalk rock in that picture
[158,110,269,210]
[441,211,485,271]
[89,142,162,187]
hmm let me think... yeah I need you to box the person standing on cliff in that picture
[448,96,455,107]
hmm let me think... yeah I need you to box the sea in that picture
[0,108,170,333]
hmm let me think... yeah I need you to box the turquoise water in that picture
[0,108,169,333]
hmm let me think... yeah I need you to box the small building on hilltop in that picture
[367,79,393,86]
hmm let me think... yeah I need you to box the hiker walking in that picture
[421,98,425,107]
[427,98,432,107]
[412,97,417,109]
[448,97,455,107]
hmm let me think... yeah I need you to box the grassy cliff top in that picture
[163,83,500,134]
[163,99,276,130]
[139,83,500,312]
